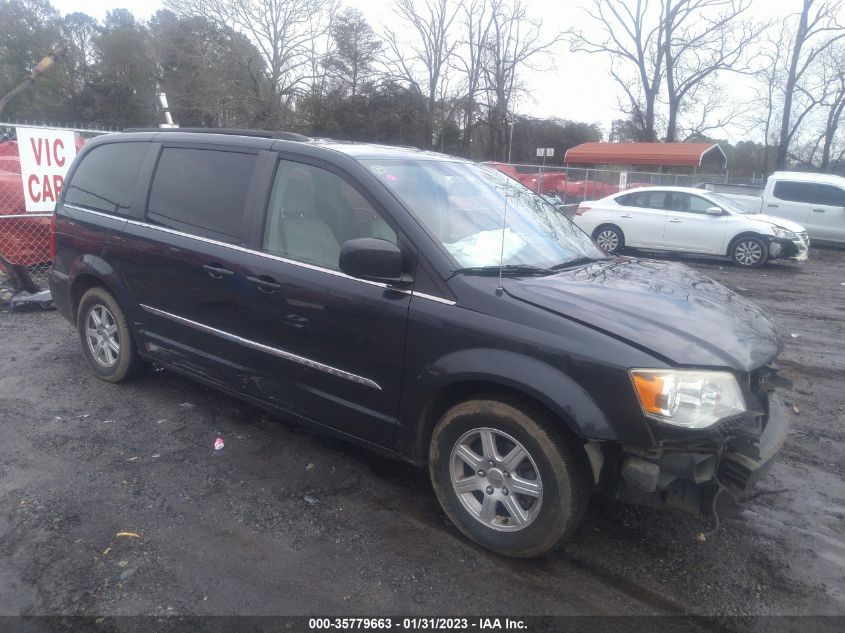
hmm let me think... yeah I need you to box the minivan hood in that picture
[506,258,782,371]
[750,214,806,233]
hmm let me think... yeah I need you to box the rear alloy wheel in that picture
[594,226,624,255]
[85,304,120,368]
[429,398,588,557]
[731,236,768,268]
[77,287,147,382]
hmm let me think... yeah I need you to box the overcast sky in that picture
[51,0,844,142]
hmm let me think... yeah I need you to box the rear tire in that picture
[593,225,624,255]
[730,235,768,268]
[429,398,588,558]
[77,287,147,382]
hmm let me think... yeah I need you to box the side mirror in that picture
[339,238,408,284]
[706,206,723,215]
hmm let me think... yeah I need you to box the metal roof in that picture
[564,142,727,168]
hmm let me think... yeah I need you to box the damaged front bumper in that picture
[613,389,789,516]
[770,232,809,262]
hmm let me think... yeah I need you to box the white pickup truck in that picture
[712,172,845,245]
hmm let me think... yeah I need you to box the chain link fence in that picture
[486,162,730,207]
[0,122,109,294]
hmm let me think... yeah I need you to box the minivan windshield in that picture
[362,159,604,270]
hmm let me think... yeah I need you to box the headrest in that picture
[282,176,314,218]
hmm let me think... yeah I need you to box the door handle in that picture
[203,264,234,279]
[767,204,779,208]
[812,208,826,213]
[247,275,281,293]
[668,218,682,223]
[620,214,633,218]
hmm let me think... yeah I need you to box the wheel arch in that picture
[68,256,134,326]
[591,222,623,238]
[726,231,770,257]
[406,350,617,469]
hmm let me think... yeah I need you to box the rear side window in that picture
[147,147,256,243]
[64,142,146,215]
[774,181,845,206]
[773,181,816,204]
[621,191,667,210]
[815,185,845,206]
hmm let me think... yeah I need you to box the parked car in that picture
[484,162,569,196]
[573,186,809,268]
[50,130,789,557]
[718,172,845,245]
[695,182,764,196]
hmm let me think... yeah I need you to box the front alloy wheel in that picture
[450,427,543,531]
[429,398,588,557]
[732,237,767,268]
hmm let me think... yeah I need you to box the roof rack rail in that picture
[123,127,310,142]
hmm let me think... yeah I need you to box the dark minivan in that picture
[49,129,789,557]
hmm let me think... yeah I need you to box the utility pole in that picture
[0,43,65,117]
[507,115,515,163]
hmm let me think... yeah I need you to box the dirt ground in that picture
[0,247,843,618]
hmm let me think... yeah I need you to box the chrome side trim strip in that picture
[66,203,457,306]
[139,304,382,390]
[64,204,124,220]
[411,291,456,306]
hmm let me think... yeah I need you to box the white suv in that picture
[573,186,809,268]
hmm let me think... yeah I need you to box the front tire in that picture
[730,236,768,268]
[77,287,146,382]
[593,225,624,255]
[429,398,588,558]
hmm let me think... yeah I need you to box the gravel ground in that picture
[0,248,843,618]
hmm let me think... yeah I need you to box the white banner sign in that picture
[619,171,628,191]
[16,126,77,212]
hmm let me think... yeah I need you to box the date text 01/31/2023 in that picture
[308,618,527,630]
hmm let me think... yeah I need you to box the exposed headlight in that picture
[772,227,797,240]
[630,369,746,429]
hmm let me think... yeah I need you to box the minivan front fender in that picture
[399,348,622,461]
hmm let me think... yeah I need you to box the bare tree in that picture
[662,0,761,141]
[453,0,493,156]
[165,0,334,125]
[818,44,845,171]
[62,12,99,92]
[484,0,564,160]
[570,0,667,142]
[680,82,745,140]
[302,0,339,131]
[775,0,845,169]
[745,24,790,177]
[385,0,461,147]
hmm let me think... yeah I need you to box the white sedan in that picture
[572,186,809,268]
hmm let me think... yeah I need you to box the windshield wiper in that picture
[549,256,609,270]
[454,264,554,276]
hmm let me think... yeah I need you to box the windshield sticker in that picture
[370,165,386,176]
